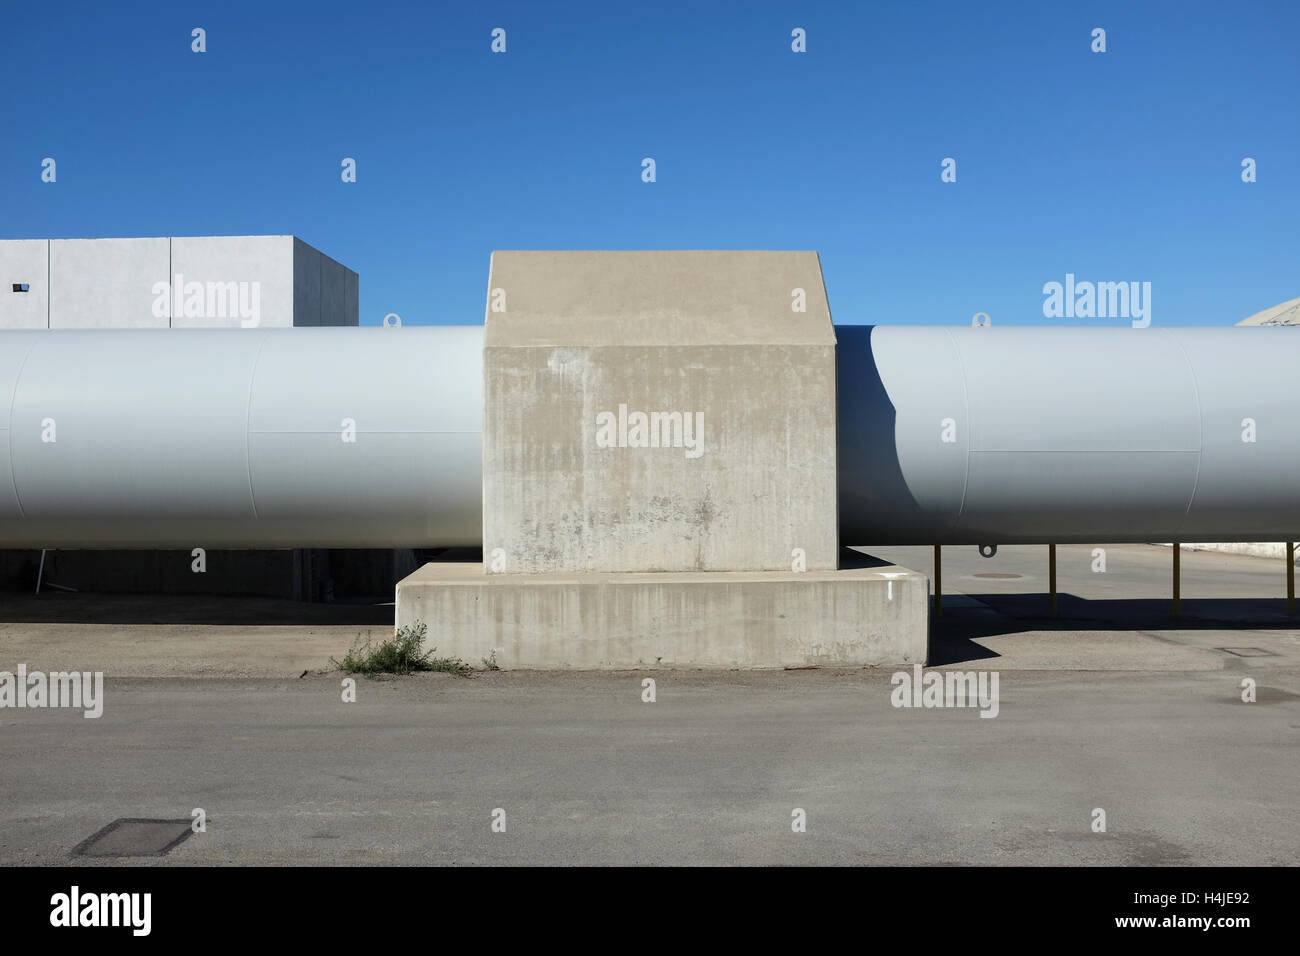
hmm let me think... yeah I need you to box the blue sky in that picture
[2,0,1297,326]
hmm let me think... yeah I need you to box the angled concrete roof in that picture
[1236,295,1300,326]
[483,250,835,347]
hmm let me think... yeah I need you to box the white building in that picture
[1,236,357,329]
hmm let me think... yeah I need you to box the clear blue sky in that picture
[3,0,1296,326]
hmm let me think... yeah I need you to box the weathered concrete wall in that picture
[483,250,838,573]
[396,250,928,668]
[397,563,928,668]
[395,249,931,670]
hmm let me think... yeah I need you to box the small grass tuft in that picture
[332,622,472,676]
[481,650,501,671]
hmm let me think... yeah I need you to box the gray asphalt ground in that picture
[1,543,1297,865]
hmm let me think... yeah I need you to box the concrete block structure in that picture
[399,250,930,668]
[483,250,839,573]
[398,564,927,669]
[1,236,357,329]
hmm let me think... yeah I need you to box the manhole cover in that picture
[72,818,194,857]
[1216,647,1277,658]
[973,572,1022,579]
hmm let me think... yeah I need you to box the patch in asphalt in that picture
[71,818,194,857]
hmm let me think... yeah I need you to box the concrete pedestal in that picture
[390,250,930,669]
[483,250,838,573]
[396,563,929,669]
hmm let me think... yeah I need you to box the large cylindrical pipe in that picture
[3,325,1297,549]
[0,327,482,547]
[838,325,1300,544]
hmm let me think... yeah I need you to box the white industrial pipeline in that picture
[1,324,1296,548]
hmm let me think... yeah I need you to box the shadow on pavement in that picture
[928,592,1298,665]
[0,592,394,626]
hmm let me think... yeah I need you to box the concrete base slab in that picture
[396,563,929,669]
